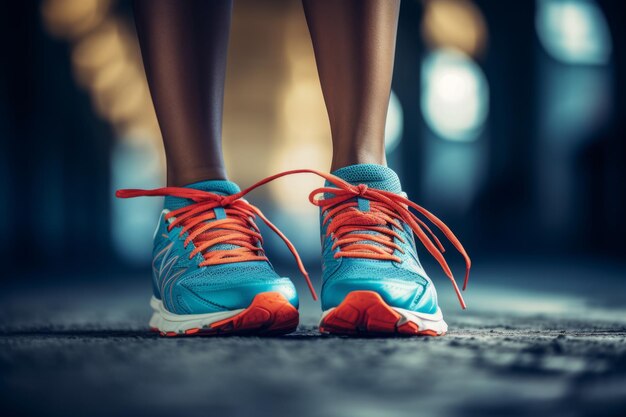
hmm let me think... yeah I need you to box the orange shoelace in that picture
[117,168,470,308]
[311,179,471,309]
[116,183,317,300]
[238,169,471,309]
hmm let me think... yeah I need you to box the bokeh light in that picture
[41,0,164,262]
[41,0,110,40]
[420,49,489,142]
[42,0,161,141]
[110,138,164,263]
[421,0,488,57]
[536,0,612,65]
[385,90,403,153]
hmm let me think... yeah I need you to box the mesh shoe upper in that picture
[149,179,299,314]
[319,164,441,314]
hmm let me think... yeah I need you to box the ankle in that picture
[166,166,228,187]
[330,150,387,172]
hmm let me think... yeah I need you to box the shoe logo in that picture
[153,239,186,298]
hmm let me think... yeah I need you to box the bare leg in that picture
[302,0,401,171]
[133,0,233,185]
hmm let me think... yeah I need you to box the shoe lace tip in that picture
[462,269,470,291]
[453,282,467,310]
[458,293,467,310]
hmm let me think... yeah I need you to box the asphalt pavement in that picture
[1,259,625,417]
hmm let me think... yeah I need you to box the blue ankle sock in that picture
[328,164,402,193]
[163,180,241,211]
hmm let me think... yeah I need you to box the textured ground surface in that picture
[1,260,626,417]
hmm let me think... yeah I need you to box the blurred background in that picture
[2,1,626,416]
[1,0,625,310]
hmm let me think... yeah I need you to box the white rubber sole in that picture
[394,307,448,335]
[149,292,300,336]
[149,296,242,335]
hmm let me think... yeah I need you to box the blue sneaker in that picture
[313,164,471,336]
[117,178,313,337]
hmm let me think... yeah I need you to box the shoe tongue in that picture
[164,179,241,210]
[325,164,402,252]
[164,179,250,255]
[326,164,402,194]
